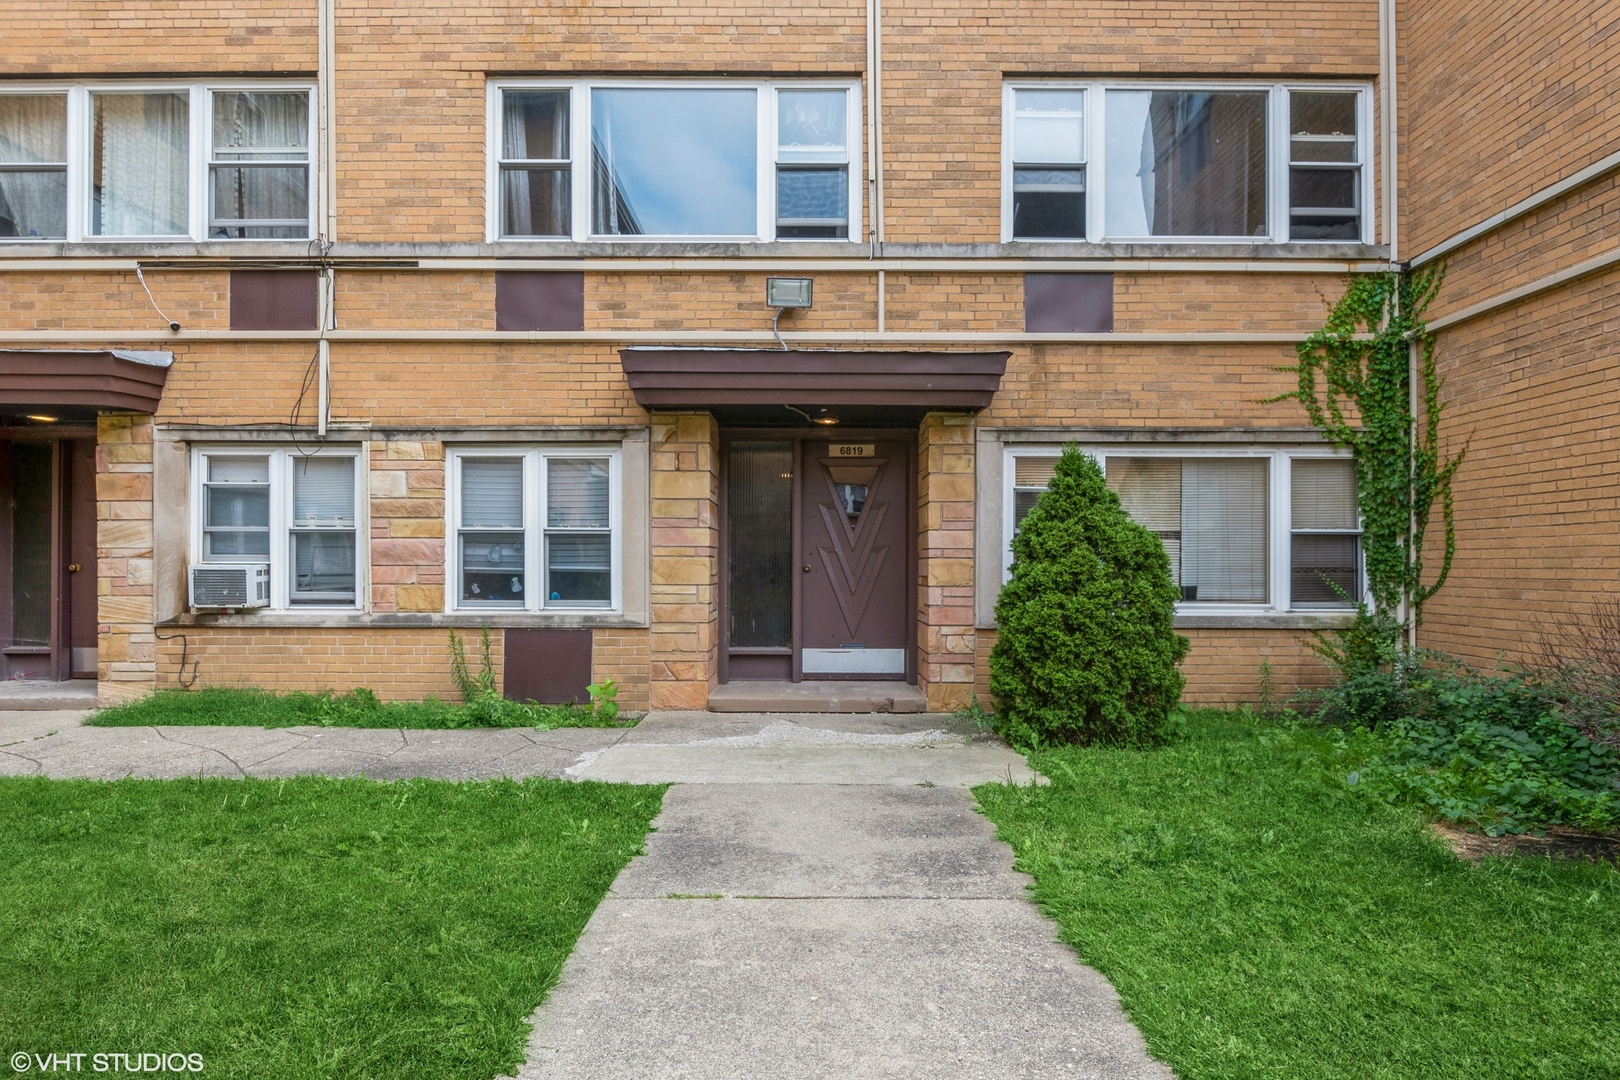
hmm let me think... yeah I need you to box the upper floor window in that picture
[1,83,314,243]
[490,80,861,243]
[1003,83,1369,244]
[1006,447,1361,611]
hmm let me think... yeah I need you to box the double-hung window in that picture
[1006,448,1360,611]
[489,80,862,242]
[0,83,314,243]
[0,94,68,239]
[194,448,361,610]
[448,448,621,612]
[1003,82,1370,244]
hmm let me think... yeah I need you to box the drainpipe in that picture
[316,0,337,435]
[1379,0,1398,263]
[866,0,885,329]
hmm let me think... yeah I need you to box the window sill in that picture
[1173,610,1357,630]
[160,611,647,630]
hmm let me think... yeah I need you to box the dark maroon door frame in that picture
[719,429,918,686]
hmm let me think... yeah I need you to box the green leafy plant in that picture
[989,446,1189,749]
[1272,267,1464,629]
[1325,663,1620,835]
[586,680,620,723]
[951,696,998,734]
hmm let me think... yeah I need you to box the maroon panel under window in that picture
[1024,273,1114,333]
[503,628,594,704]
[496,272,585,332]
[230,271,320,330]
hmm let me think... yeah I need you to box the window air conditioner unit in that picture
[189,564,270,610]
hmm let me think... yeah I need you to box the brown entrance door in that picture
[0,437,98,682]
[798,440,912,680]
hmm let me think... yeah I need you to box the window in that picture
[0,94,68,239]
[1006,448,1360,611]
[1010,89,1085,239]
[1290,458,1361,604]
[1003,82,1370,244]
[1288,92,1361,241]
[209,91,311,239]
[776,89,849,238]
[194,449,360,610]
[1,83,314,243]
[499,90,570,238]
[490,80,861,242]
[449,448,621,612]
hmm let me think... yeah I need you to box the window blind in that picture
[1013,456,1060,488]
[1291,458,1357,530]
[209,456,269,483]
[548,458,610,528]
[1181,458,1268,602]
[1106,457,1182,584]
[462,459,523,528]
[292,457,355,526]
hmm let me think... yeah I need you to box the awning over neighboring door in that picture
[0,350,173,423]
[620,349,1009,412]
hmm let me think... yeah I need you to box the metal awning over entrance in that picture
[0,350,173,424]
[620,348,1009,424]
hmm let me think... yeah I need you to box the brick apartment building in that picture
[0,0,1613,712]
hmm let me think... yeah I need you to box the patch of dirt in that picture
[1432,822,1620,864]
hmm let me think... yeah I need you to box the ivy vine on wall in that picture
[1274,268,1464,628]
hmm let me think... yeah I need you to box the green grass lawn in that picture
[0,775,664,1079]
[87,687,632,730]
[975,711,1620,1080]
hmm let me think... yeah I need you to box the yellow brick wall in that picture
[917,413,976,711]
[647,412,720,709]
[369,439,447,614]
[974,626,1333,711]
[97,414,158,705]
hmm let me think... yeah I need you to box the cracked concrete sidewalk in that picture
[2,708,1168,1078]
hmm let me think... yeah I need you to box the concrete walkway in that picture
[0,708,1170,1079]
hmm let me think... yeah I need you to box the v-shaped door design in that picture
[799,441,911,679]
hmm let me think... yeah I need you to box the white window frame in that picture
[0,81,316,244]
[190,446,365,613]
[485,78,863,244]
[1001,445,1362,615]
[1001,81,1373,245]
[445,446,624,614]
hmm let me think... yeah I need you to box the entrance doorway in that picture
[721,433,915,684]
[1,437,97,681]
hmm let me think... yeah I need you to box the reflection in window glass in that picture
[776,90,849,238]
[1289,92,1360,241]
[500,90,571,238]
[92,92,191,236]
[591,88,757,236]
[0,95,68,239]
[1012,90,1085,239]
[1104,90,1267,237]
[210,92,310,239]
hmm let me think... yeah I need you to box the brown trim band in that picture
[620,349,1009,410]
[0,351,170,413]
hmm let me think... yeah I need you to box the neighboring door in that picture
[0,438,98,682]
[798,440,911,680]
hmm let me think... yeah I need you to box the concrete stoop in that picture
[706,680,928,714]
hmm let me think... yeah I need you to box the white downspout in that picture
[867,0,885,329]
[1379,0,1398,263]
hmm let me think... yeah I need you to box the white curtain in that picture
[92,92,190,236]
[0,95,67,238]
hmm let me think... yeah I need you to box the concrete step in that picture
[708,680,929,714]
[0,679,98,712]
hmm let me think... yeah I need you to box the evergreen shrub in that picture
[989,446,1189,749]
